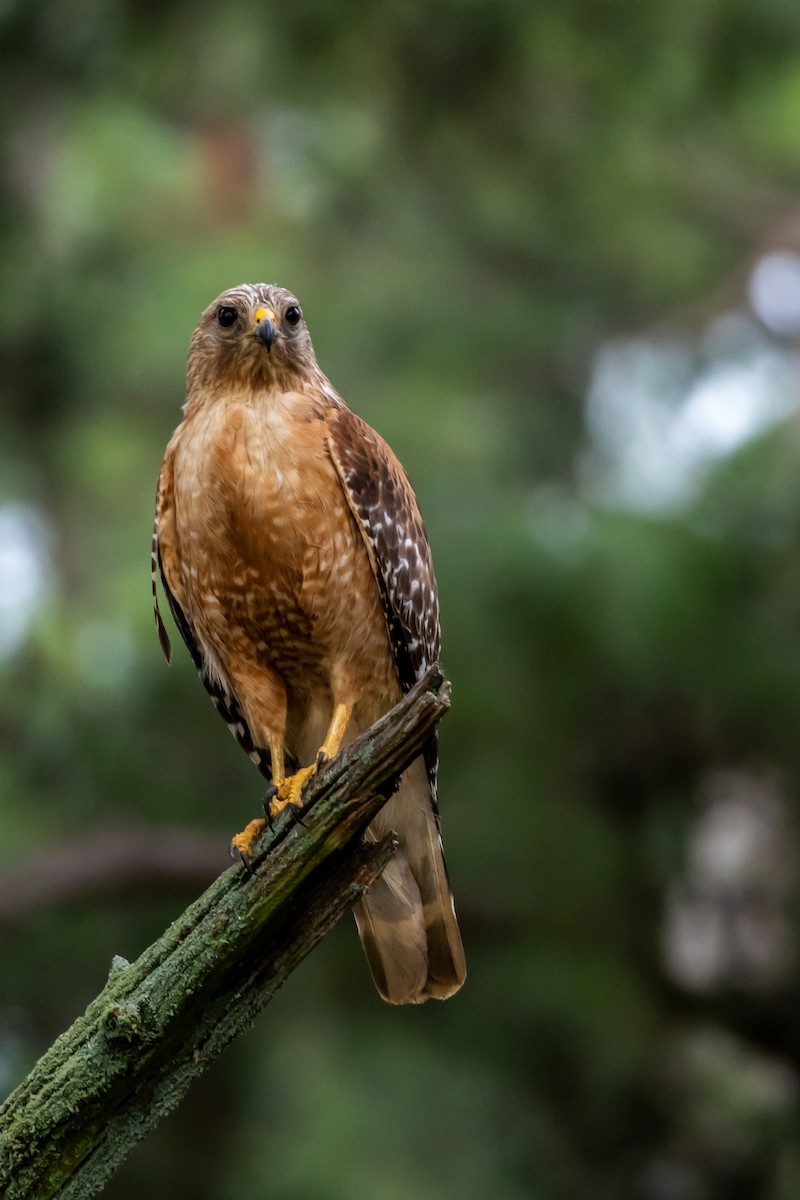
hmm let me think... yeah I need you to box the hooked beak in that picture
[253,307,277,352]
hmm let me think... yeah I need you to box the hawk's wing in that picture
[326,405,441,796]
[151,463,274,782]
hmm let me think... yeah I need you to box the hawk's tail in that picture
[353,758,466,1004]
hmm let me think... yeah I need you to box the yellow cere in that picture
[254,306,277,325]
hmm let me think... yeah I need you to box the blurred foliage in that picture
[4,1,800,1198]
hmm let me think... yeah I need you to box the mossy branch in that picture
[0,665,451,1200]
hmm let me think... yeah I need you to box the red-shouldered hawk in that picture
[152,284,466,1004]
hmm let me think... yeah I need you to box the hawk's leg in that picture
[267,702,353,819]
[230,705,353,865]
[230,739,286,866]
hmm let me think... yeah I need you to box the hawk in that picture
[152,283,466,1004]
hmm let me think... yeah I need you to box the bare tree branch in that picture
[0,665,450,1200]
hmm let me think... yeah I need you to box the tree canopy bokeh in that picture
[4,2,800,1197]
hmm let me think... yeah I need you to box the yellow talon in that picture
[267,763,318,819]
[230,816,267,863]
[232,703,354,863]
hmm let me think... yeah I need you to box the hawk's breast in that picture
[169,395,396,698]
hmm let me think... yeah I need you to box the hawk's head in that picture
[187,283,320,394]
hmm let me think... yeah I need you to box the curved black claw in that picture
[315,749,326,769]
[230,845,257,877]
[286,803,308,829]
[262,784,278,829]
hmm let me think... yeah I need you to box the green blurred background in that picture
[4,2,800,1197]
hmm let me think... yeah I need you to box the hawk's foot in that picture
[230,816,267,873]
[267,763,318,820]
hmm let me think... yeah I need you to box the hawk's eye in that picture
[285,305,302,327]
[217,306,238,327]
